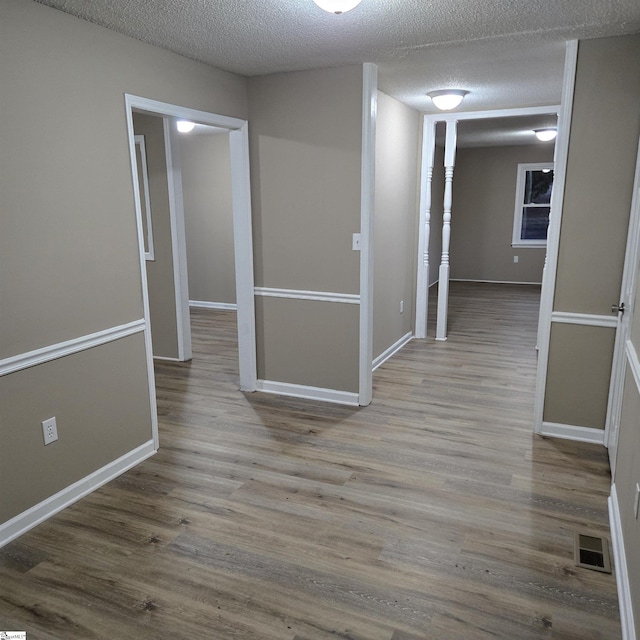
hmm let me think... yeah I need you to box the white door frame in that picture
[532,41,578,434]
[605,135,640,474]
[414,103,561,340]
[124,95,257,447]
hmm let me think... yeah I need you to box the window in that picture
[512,162,554,247]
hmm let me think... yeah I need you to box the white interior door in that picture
[606,135,640,474]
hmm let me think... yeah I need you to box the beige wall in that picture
[554,36,640,315]
[544,34,640,431]
[544,323,615,428]
[247,66,364,392]
[373,91,420,359]
[450,144,553,283]
[179,132,236,305]
[0,0,247,524]
[0,334,152,522]
[133,113,179,359]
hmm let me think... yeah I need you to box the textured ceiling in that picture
[36,0,640,113]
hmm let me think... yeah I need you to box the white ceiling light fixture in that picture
[534,128,557,141]
[176,120,195,133]
[312,0,363,14]
[427,89,469,111]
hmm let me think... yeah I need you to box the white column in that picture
[436,120,457,341]
[414,120,436,339]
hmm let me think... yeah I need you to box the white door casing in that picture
[124,95,257,448]
[414,104,562,343]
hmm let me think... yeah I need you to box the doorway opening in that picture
[124,95,257,448]
[415,106,561,344]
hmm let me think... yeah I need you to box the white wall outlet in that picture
[42,416,58,445]
[400,300,404,313]
[514,255,519,263]
[634,483,640,520]
[352,233,361,251]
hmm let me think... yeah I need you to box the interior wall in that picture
[0,0,247,526]
[133,113,179,359]
[450,144,553,283]
[544,34,640,430]
[373,91,420,360]
[247,65,364,393]
[179,131,236,306]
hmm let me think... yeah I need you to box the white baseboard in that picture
[189,300,237,311]
[539,421,605,445]
[449,278,542,285]
[0,440,156,548]
[373,332,413,371]
[153,355,183,362]
[256,379,359,406]
[609,484,637,640]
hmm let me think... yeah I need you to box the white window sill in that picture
[512,242,547,249]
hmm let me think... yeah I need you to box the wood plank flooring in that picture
[0,282,621,639]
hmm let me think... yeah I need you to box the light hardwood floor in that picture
[0,282,621,639]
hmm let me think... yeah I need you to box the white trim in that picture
[124,96,246,131]
[450,278,542,286]
[533,41,579,434]
[551,311,618,328]
[256,380,359,406]
[189,300,238,311]
[134,135,155,261]
[539,421,605,444]
[163,117,192,362]
[372,332,413,371]
[359,63,377,407]
[124,95,257,403]
[436,104,562,123]
[626,340,640,393]
[229,123,258,392]
[152,355,183,362]
[0,320,145,377]
[254,287,360,304]
[415,105,561,343]
[609,484,637,640]
[0,441,156,549]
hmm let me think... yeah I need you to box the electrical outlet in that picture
[514,255,519,263]
[400,300,404,313]
[42,416,58,445]
[634,483,640,520]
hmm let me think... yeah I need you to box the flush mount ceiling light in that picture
[427,89,469,111]
[312,0,363,14]
[534,128,557,141]
[176,120,195,133]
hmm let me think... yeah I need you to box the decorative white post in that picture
[415,121,436,339]
[436,120,457,341]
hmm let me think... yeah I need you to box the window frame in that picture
[512,162,554,248]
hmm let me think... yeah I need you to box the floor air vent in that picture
[574,533,611,573]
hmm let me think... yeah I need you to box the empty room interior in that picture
[1,0,640,638]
